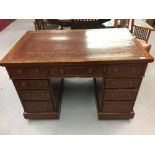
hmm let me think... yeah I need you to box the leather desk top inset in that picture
[0,28,153,65]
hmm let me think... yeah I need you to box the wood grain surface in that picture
[0,28,153,65]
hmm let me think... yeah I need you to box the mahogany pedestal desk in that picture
[0,28,154,120]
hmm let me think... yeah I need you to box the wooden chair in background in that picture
[71,19,110,29]
[132,24,152,51]
[34,19,46,30]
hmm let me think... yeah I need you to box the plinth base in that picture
[98,111,135,120]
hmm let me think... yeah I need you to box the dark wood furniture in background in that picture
[0,29,154,120]
[71,19,110,29]
[146,19,155,28]
[34,19,110,30]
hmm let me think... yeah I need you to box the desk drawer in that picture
[9,67,48,78]
[105,78,141,89]
[50,67,76,76]
[14,79,49,89]
[102,101,134,113]
[78,67,104,76]
[104,89,138,101]
[49,66,104,77]
[18,90,51,100]
[106,65,146,77]
[22,101,54,112]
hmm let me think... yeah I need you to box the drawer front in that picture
[49,66,104,77]
[105,78,141,89]
[13,80,49,89]
[18,90,52,100]
[106,65,146,77]
[104,89,138,101]
[77,67,104,77]
[102,101,134,113]
[22,101,54,112]
[50,67,76,77]
[9,67,48,78]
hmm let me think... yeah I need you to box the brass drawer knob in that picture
[59,69,64,75]
[40,93,44,97]
[128,81,133,85]
[124,105,128,108]
[88,68,93,74]
[39,82,42,86]
[26,93,30,97]
[30,105,33,108]
[44,103,48,109]
[132,68,136,72]
[112,81,116,85]
[113,68,118,72]
[127,93,131,97]
[17,70,22,74]
[35,69,39,73]
[21,82,26,87]
[111,93,115,97]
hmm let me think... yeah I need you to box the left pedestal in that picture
[7,67,64,119]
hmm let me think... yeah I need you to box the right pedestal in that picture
[94,64,147,120]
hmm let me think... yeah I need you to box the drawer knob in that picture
[112,81,116,85]
[30,105,33,108]
[127,93,131,97]
[17,70,22,74]
[40,93,44,97]
[111,93,115,97]
[124,105,128,108]
[39,82,42,86]
[21,82,26,87]
[132,68,136,72]
[60,69,64,75]
[35,69,39,73]
[44,103,48,109]
[26,93,30,97]
[88,68,93,74]
[129,81,133,85]
[113,68,118,72]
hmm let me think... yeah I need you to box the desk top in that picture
[0,28,154,66]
